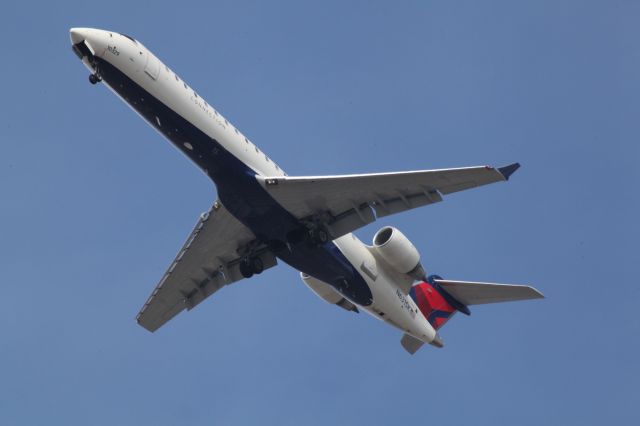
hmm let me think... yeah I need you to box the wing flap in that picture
[434,279,544,306]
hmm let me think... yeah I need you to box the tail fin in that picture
[409,276,464,330]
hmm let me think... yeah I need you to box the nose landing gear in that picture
[89,73,102,85]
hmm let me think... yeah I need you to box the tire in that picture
[89,74,99,85]
[251,257,264,274]
[239,260,254,278]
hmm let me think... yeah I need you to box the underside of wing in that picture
[136,200,277,332]
[257,164,518,238]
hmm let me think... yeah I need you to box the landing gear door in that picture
[144,51,161,80]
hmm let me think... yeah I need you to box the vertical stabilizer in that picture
[409,277,461,330]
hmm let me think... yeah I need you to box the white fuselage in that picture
[70,28,438,345]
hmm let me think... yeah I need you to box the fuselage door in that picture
[144,51,161,80]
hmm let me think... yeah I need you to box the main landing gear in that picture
[89,73,102,85]
[285,226,329,246]
[239,256,264,279]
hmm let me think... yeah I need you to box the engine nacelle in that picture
[300,273,359,313]
[372,226,426,281]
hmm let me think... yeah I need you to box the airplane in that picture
[70,27,543,354]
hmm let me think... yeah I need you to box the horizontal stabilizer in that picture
[401,333,425,354]
[434,279,544,306]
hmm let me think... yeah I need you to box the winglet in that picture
[497,163,520,181]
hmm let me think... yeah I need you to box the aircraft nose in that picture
[69,27,91,45]
[70,27,110,61]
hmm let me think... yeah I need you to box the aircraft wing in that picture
[257,164,519,238]
[136,200,277,332]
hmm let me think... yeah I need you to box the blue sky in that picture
[1,1,638,424]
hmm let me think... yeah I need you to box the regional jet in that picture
[70,28,543,354]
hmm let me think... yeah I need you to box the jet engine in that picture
[372,226,427,281]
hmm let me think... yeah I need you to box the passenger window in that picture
[174,74,179,81]
[194,92,198,99]
[183,82,187,89]
[254,146,259,153]
[244,137,249,144]
[265,155,270,162]
[234,128,239,135]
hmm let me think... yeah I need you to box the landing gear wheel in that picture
[89,73,101,85]
[239,260,254,278]
[240,256,264,278]
[251,256,264,275]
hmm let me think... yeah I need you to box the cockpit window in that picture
[120,33,137,44]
